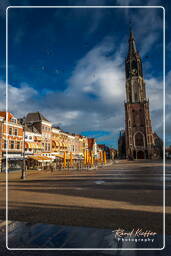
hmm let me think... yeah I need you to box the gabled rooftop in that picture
[26,112,50,123]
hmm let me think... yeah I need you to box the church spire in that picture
[125,30,143,80]
[128,30,137,57]
[124,30,155,160]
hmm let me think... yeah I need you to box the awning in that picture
[52,140,60,148]
[37,142,43,149]
[34,136,42,141]
[25,142,43,149]
[55,154,77,160]
[27,155,52,162]
[61,142,65,148]
[58,142,63,148]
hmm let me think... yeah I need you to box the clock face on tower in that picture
[131,60,138,76]
[131,69,137,75]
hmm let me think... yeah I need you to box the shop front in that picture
[1,152,24,172]
[26,155,53,170]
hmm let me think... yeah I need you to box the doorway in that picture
[137,151,145,159]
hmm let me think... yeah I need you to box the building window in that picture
[14,128,18,136]
[135,132,144,147]
[9,127,12,135]
[4,140,6,149]
[11,141,14,149]
[11,118,17,123]
[17,141,20,149]
[45,143,47,151]
[48,144,50,151]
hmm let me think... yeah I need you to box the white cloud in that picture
[0,81,37,115]
[68,38,125,105]
[145,77,163,111]
[0,37,165,146]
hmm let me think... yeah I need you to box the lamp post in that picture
[21,117,26,179]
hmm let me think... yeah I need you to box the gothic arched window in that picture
[132,60,137,70]
[135,132,144,146]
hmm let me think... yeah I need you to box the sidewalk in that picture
[0,168,99,181]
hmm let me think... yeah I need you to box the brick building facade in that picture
[0,112,24,171]
[25,112,52,153]
[124,32,162,159]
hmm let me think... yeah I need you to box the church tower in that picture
[124,31,154,159]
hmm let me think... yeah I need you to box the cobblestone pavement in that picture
[0,160,171,254]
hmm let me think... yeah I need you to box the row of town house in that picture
[0,111,115,171]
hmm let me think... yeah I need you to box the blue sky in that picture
[0,0,170,148]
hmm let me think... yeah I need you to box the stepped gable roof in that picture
[25,124,40,134]
[26,112,50,123]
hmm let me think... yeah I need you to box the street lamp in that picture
[20,117,26,179]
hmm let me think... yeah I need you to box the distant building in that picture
[88,138,97,156]
[153,132,163,159]
[166,146,171,159]
[97,144,110,159]
[109,148,117,160]
[0,116,4,171]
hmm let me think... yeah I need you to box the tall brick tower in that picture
[124,31,154,159]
